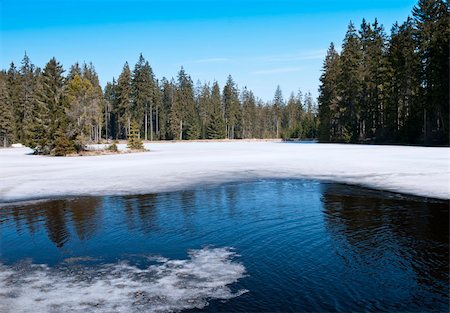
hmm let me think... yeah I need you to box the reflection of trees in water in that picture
[224,184,239,217]
[121,194,158,233]
[68,198,102,241]
[44,201,69,248]
[322,184,449,291]
[1,197,102,248]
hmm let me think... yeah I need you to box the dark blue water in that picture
[0,180,448,312]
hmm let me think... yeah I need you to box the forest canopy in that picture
[317,0,449,145]
[0,53,317,155]
[0,0,448,155]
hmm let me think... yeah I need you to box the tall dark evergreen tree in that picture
[0,73,14,147]
[338,22,363,142]
[172,67,199,140]
[223,75,241,139]
[104,78,117,139]
[132,54,156,140]
[285,91,303,139]
[272,85,284,138]
[206,81,226,139]
[6,62,20,143]
[413,0,449,145]
[29,58,74,155]
[197,82,211,139]
[160,78,175,140]
[241,87,256,139]
[318,43,340,141]
[386,18,421,142]
[18,53,37,143]
[116,62,133,139]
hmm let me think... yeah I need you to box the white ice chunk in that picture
[0,247,247,313]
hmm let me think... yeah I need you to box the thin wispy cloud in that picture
[181,49,327,67]
[192,57,231,64]
[254,49,327,62]
[253,66,304,75]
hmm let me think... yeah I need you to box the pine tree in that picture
[413,0,449,145]
[285,92,303,139]
[116,62,133,139]
[28,58,75,155]
[0,73,14,147]
[223,75,241,139]
[172,67,199,140]
[160,78,175,140]
[386,18,421,143]
[338,22,363,142]
[18,52,38,144]
[197,82,211,139]
[272,85,284,138]
[127,120,144,150]
[206,81,226,139]
[6,62,20,143]
[241,87,256,139]
[318,43,341,141]
[132,54,156,140]
[104,79,117,140]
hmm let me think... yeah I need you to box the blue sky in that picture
[1,0,416,101]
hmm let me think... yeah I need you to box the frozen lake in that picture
[0,180,448,312]
[0,141,449,203]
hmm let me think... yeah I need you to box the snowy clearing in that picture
[0,141,449,202]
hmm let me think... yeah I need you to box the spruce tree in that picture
[132,54,156,140]
[272,85,284,138]
[197,82,211,139]
[338,22,363,142]
[116,62,133,139]
[386,18,421,143]
[223,75,241,139]
[206,81,226,139]
[18,52,38,144]
[413,0,449,145]
[6,63,20,143]
[160,78,175,140]
[241,87,256,139]
[286,92,303,139]
[0,74,14,147]
[127,120,144,150]
[318,43,341,141]
[104,79,117,140]
[172,67,199,140]
[28,58,75,155]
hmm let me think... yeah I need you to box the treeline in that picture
[318,0,449,145]
[0,54,318,154]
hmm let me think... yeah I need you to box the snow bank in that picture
[0,247,247,313]
[0,142,448,202]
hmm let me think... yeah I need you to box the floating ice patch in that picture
[0,247,247,313]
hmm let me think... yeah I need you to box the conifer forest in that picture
[0,0,448,155]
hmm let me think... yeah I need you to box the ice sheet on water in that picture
[1,142,448,201]
[0,247,247,313]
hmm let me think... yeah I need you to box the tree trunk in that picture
[145,108,148,141]
[150,104,153,141]
[156,106,159,140]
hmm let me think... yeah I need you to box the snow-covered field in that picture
[0,141,449,203]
